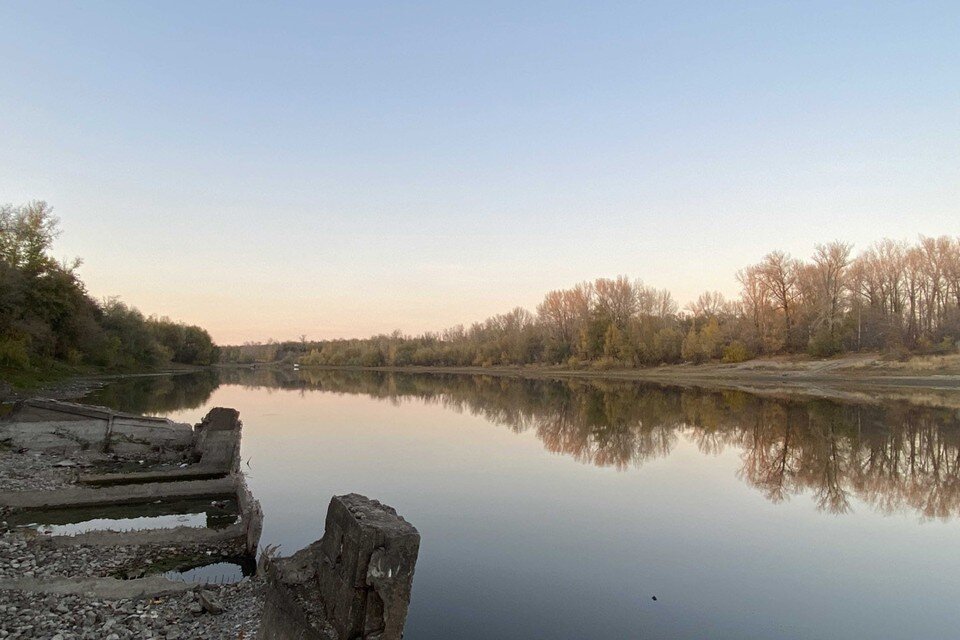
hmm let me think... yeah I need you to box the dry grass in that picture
[865,353,960,373]
[830,352,960,374]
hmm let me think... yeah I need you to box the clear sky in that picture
[1,2,957,344]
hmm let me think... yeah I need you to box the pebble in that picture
[0,450,265,638]
[0,451,76,492]
[0,579,264,638]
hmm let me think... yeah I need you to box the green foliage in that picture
[808,328,843,358]
[652,327,683,363]
[681,327,703,363]
[699,317,723,360]
[0,335,30,368]
[0,201,218,379]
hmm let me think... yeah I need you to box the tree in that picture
[810,241,853,336]
[0,201,59,274]
[0,200,220,374]
[687,291,726,318]
[289,236,960,369]
[593,276,637,329]
[757,251,800,349]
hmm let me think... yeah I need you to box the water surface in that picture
[84,369,960,640]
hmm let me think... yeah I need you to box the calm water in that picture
[84,369,960,640]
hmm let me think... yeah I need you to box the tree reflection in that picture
[83,369,221,415]
[225,368,960,520]
[98,367,960,519]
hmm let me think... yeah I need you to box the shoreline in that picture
[0,365,209,403]
[7,354,960,408]
[286,355,960,407]
[295,356,960,390]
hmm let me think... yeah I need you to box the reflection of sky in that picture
[30,513,205,537]
[163,385,960,640]
[166,561,245,586]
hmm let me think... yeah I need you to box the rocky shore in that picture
[0,451,76,492]
[0,402,266,639]
[0,580,263,639]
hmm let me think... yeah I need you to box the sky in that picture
[1,1,958,344]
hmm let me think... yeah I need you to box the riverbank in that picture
[8,353,960,409]
[301,353,957,386]
[292,353,960,407]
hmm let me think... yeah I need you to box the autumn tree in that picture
[757,251,800,349]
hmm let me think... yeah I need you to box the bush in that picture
[360,349,385,367]
[0,336,30,368]
[681,327,705,363]
[591,356,619,370]
[808,328,842,358]
[721,341,751,363]
[915,337,958,356]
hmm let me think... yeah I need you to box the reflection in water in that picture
[214,367,960,521]
[165,559,257,585]
[84,369,221,415]
[29,513,206,537]
[76,367,960,640]
[87,367,960,520]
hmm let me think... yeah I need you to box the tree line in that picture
[0,201,219,375]
[223,235,960,368]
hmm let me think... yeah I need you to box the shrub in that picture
[592,356,619,370]
[0,336,30,368]
[721,341,751,363]
[808,328,842,358]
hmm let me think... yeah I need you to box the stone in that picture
[198,590,225,615]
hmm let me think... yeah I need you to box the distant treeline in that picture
[223,236,960,369]
[0,201,219,374]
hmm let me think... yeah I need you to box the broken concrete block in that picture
[192,407,243,473]
[0,399,192,456]
[317,494,420,640]
[257,494,420,640]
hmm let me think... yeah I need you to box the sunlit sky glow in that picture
[2,1,957,344]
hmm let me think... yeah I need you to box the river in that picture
[82,368,960,640]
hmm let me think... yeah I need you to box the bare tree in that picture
[593,276,637,328]
[810,241,853,334]
[757,251,800,348]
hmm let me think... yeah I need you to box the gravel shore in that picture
[0,451,77,492]
[0,449,267,639]
[0,580,264,639]
[0,533,246,582]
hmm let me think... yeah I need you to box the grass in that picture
[865,353,960,373]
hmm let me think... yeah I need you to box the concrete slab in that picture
[0,477,238,510]
[0,399,193,456]
[0,575,194,598]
